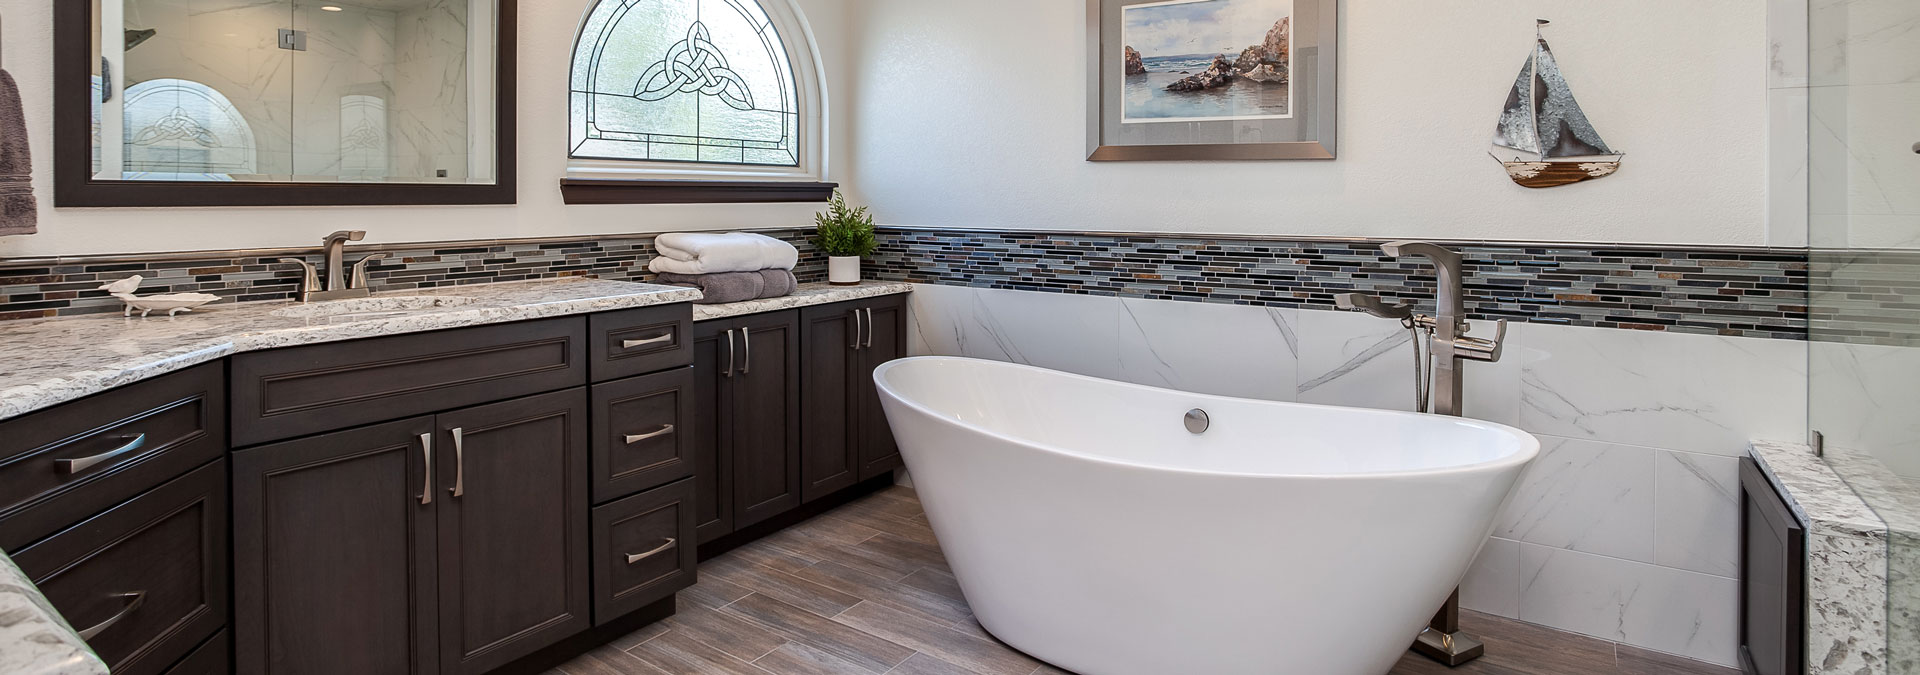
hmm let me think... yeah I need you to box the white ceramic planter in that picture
[829,256,861,285]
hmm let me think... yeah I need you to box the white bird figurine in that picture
[98,275,223,317]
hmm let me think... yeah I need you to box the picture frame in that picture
[1086,0,1337,161]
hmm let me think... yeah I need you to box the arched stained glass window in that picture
[570,0,806,168]
[121,78,257,178]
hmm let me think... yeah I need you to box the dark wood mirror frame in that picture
[52,0,517,208]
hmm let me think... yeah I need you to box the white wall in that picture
[0,0,852,257]
[904,284,1809,667]
[846,0,1774,247]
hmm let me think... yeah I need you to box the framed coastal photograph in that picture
[1088,0,1336,160]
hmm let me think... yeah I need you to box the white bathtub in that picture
[873,357,1540,675]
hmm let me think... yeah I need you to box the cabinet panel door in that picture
[859,297,907,480]
[232,417,438,675]
[799,304,860,502]
[690,321,735,544]
[434,389,591,675]
[731,310,802,529]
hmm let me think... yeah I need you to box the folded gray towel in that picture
[657,270,800,305]
[0,69,36,237]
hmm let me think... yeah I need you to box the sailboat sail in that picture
[1492,39,1614,159]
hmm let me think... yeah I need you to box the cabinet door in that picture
[690,320,736,544]
[434,389,591,675]
[858,297,907,480]
[232,417,438,675]
[730,310,803,529]
[799,303,861,502]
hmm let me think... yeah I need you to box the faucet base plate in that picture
[1410,628,1485,666]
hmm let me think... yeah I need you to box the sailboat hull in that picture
[1499,159,1620,189]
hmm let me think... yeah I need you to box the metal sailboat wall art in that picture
[1491,20,1624,188]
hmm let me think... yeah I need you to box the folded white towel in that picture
[648,232,798,275]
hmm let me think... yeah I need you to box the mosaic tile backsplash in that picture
[867,228,1813,341]
[0,230,829,322]
[0,226,1833,343]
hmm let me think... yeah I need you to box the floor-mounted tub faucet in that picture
[1335,241,1508,666]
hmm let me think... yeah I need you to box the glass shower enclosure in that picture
[1806,0,1920,671]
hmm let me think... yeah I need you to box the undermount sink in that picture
[271,296,478,319]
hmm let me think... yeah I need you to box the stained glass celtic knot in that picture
[571,0,801,167]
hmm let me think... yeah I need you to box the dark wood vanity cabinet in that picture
[233,390,592,675]
[1741,458,1806,675]
[800,295,907,501]
[687,311,803,543]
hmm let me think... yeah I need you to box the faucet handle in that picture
[271,258,321,302]
[1457,319,1509,363]
[350,253,391,290]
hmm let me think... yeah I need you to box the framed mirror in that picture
[53,0,516,207]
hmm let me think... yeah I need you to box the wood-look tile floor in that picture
[553,486,1738,675]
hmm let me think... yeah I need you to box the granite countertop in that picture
[0,554,105,675]
[692,281,914,321]
[1750,440,1888,541]
[0,278,700,424]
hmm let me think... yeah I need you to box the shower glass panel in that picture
[1806,0,1920,671]
[94,0,495,184]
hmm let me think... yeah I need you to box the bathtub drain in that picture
[1184,409,1210,434]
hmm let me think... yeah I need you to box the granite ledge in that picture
[692,281,914,322]
[1750,440,1888,541]
[0,554,106,675]
[0,278,700,424]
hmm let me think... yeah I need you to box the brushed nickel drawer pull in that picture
[621,333,674,349]
[740,328,752,375]
[724,329,736,378]
[77,591,145,640]
[851,309,863,350]
[624,425,676,445]
[419,433,433,505]
[626,538,677,564]
[55,433,148,475]
[449,428,466,498]
[864,308,875,349]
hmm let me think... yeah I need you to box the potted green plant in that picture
[812,191,877,286]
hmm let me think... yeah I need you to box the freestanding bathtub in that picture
[872,357,1540,675]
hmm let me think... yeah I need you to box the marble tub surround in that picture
[0,278,698,423]
[692,281,913,322]
[905,283,1808,667]
[1749,440,1893,675]
[0,553,105,675]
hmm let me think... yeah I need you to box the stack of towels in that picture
[648,232,801,305]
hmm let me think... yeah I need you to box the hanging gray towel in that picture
[0,69,35,237]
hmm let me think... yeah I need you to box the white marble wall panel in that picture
[1460,536,1521,619]
[1812,340,1920,478]
[1112,297,1298,402]
[1496,437,1656,563]
[1519,324,1808,457]
[1518,543,1740,667]
[1654,450,1743,577]
[1769,0,1811,247]
[1808,0,1920,89]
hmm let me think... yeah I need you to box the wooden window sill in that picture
[560,179,839,205]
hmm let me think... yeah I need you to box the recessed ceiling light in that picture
[321,5,344,11]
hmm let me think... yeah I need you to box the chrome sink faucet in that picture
[1334,241,1508,667]
[273,231,388,303]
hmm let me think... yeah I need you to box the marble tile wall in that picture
[903,283,1810,667]
[1807,0,1920,250]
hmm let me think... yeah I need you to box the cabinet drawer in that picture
[591,304,694,383]
[592,367,695,503]
[163,629,229,675]
[591,478,696,625]
[0,362,224,551]
[12,460,228,675]
[231,317,587,446]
